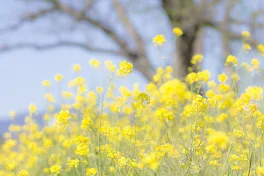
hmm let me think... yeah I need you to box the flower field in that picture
[2,32,264,176]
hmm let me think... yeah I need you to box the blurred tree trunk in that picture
[175,26,200,79]
[162,0,201,80]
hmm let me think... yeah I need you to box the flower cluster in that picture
[152,34,166,46]
[2,32,264,176]
[117,60,133,76]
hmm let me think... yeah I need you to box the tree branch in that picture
[229,32,259,48]
[205,20,260,48]
[0,2,130,57]
[0,7,56,34]
[112,0,146,56]
[221,0,235,57]
[0,41,122,55]
[52,2,132,56]
[83,0,95,12]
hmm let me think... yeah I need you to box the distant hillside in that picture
[0,112,45,134]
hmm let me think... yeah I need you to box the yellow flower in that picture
[3,132,11,139]
[9,110,16,119]
[135,92,150,105]
[89,59,101,68]
[208,81,216,88]
[86,168,97,175]
[225,55,237,67]
[216,113,228,122]
[243,43,251,51]
[73,64,81,72]
[62,91,73,99]
[117,60,133,76]
[197,70,210,82]
[50,164,61,175]
[28,104,37,113]
[251,58,260,69]
[55,109,71,126]
[75,77,86,86]
[104,60,116,72]
[118,157,128,167]
[257,166,264,175]
[67,159,80,169]
[258,44,264,53]
[17,169,29,176]
[43,168,50,173]
[96,86,104,93]
[42,80,51,87]
[207,131,229,149]
[241,31,251,38]
[75,143,89,156]
[166,65,173,73]
[232,165,242,171]
[233,129,244,138]
[245,86,263,101]
[218,73,228,83]
[110,104,120,113]
[54,74,63,82]
[81,117,92,130]
[173,27,183,36]
[109,166,116,173]
[209,160,221,167]
[155,108,173,121]
[231,73,240,81]
[6,162,18,171]
[152,34,166,46]
[44,93,55,103]
[191,54,203,65]
[140,152,160,170]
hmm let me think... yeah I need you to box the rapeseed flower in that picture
[55,109,71,126]
[241,31,251,38]
[218,73,228,83]
[173,27,183,36]
[117,60,133,76]
[73,64,81,72]
[49,164,61,175]
[42,80,51,87]
[17,170,29,176]
[86,168,97,175]
[89,58,101,68]
[28,103,37,113]
[54,74,63,81]
[225,55,238,67]
[152,34,166,46]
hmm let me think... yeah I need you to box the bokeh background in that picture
[0,0,263,131]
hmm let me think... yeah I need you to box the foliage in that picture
[1,31,264,176]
